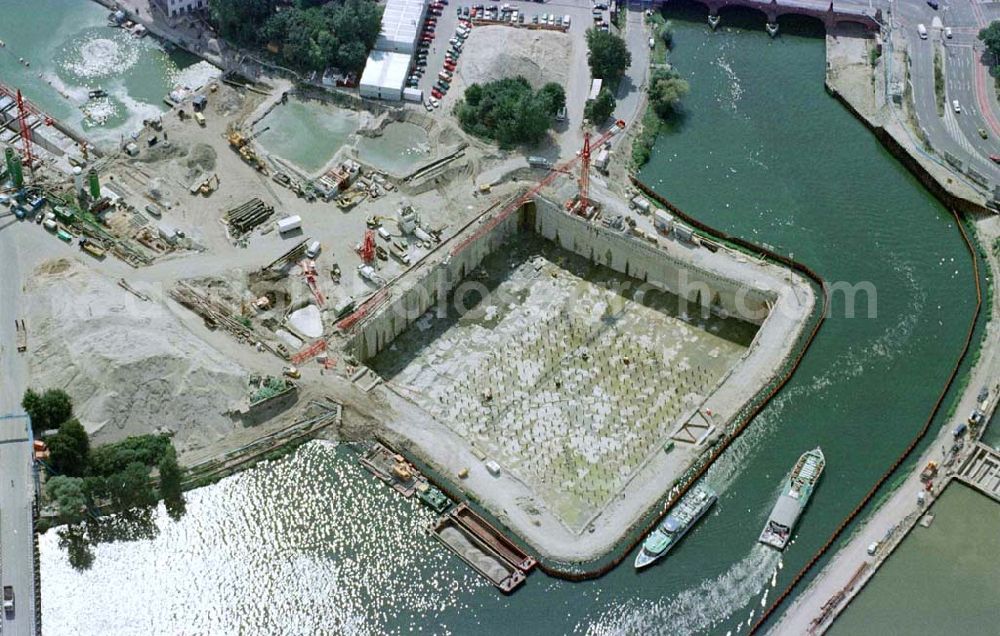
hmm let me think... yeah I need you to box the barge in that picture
[430,515,526,593]
[451,503,537,572]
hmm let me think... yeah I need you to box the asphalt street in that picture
[895,0,1000,189]
[0,223,37,636]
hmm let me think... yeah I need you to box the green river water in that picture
[0,0,209,149]
[33,3,996,636]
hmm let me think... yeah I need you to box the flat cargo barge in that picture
[430,516,526,593]
[451,503,537,572]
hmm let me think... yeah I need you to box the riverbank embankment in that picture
[764,31,1000,636]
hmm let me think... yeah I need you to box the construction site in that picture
[2,20,816,564]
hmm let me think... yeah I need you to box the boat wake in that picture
[580,545,781,636]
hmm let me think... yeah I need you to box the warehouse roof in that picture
[376,0,427,49]
[359,50,411,92]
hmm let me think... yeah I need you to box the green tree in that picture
[46,419,90,477]
[107,463,157,512]
[210,0,277,45]
[158,446,186,520]
[660,21,674,49]
[586,29,631,85]
[538,82,566,117]
[979,21,1000,59]
[46,475,87,518]
[455,77,562,147]
[648,68,689,118]
[585,89,616,124]
[88,434,172,477]
[22,388,73,432]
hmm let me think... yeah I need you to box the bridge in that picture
[629,0,882,35]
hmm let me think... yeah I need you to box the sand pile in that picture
[25,259,248,452]
[458,27,572,90]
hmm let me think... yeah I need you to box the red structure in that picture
[16,90,34,169]
[357,229,376,264]
[579,131,591,207]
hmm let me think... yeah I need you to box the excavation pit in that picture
[373,233,757,532]
[350,197,814,561]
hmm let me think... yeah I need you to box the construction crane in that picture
[451,119,626,257]
[16,90,34,172]
[300,259,326,307]
[337,119,626,335]
[356,229,376,264]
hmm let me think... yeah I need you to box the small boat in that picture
[759,447,825,550]
[89,89,108,100]
[635,484,717,569]
[707,14,721,30]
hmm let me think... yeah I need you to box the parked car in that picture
[532,14,538,23]
[432,88,443,99]
[927,0,939,9]
[990,154,1000,164]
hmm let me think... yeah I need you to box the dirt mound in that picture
[458,27,572,90]
[26,261,248,452]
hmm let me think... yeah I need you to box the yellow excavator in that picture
[226,125,270,173]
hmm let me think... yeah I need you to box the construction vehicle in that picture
[919,461,939,483]
[336,189,366,210]
[79,237,106,259]
[195,173,220,196]
[15,319,26,352]
[330,262,342,283]
[282,365,301,379]
[226,125,270,173]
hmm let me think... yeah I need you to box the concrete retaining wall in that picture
[349,197,775,361]
[532,199,775,322]
[349,207,521,360]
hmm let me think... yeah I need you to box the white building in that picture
[153,0,207,18]
[359,51,411,101]
[375,0,429,55]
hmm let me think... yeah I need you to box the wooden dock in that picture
[955,442,1000,503]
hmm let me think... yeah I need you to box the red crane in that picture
[337,120,626,335]
[579,131,591,207]
[357,229,376,264]
[16,90,34,170]
[451,119,625,258]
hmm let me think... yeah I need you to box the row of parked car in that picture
[459,3,573,29]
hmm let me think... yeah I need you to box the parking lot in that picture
[409,0,617,116]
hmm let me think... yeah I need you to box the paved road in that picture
[0,223,37,636]
[895,0,1000,189]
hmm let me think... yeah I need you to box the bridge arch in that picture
[775,11,826,37]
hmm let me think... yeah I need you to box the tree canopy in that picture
[47,419,90,477]
[586,29,632,85]
[158,445,186,520]
[107,462,158,512]
[648,68,689,119]
[88,434,173,478]
[979,21,1000,59]
[456,77,565,148]
[210,0,278,46]
[260,0,382,72]
[46,476,87,518]
[22,388,73,433]
[585,89,616,124]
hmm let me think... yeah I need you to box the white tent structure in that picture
[359,50,411,101]
[375,0,428,54]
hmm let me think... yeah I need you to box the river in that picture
[37,5,992,636]
[0,0,213,149]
